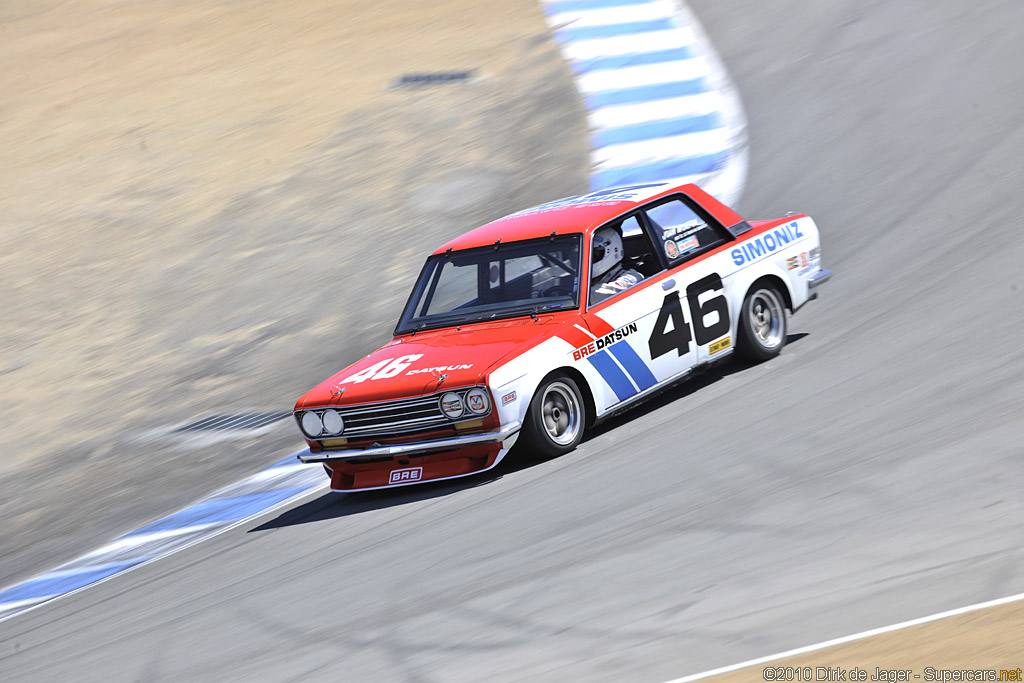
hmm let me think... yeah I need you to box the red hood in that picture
[296,313,577,408]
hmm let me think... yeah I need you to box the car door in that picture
[641,195,734,365]
[580,213,696,410]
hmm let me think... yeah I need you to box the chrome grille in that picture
[340,395,449,437]
[298,387,489,441]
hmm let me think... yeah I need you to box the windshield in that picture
[396,235,582,333]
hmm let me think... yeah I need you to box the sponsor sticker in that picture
[663,219,704,241]
[440,394,464,418]
[676,235,699,254]
[730,221,806,266]
[709,336,731,355]
[797,247,821,275]
[405,363,473,376]
[572,322,639,361]
[664,240,679,259]
[502,391,517,406]
[389,467,423,484]
[467,393,487,413]
[786,256,799,271]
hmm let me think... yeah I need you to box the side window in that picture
[644,198,727,266]
[589,214,664,307]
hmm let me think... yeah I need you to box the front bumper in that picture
[296,421,522,463]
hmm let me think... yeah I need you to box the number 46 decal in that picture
[341,354,423,383]
[648,273,729,359]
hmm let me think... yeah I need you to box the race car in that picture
[294,182,830,490]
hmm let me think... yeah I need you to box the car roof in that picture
[432,181,740,255]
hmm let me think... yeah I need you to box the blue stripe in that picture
[593,113,721,147]
[126,486,309,537]
[607,342,657,390]
[590,153,726,190]
[587,350,637,401]
[585,78,708,108]
[0,560,145,604]
[544,0,662,14]
[570,47,694,74]
[555,19,674,43]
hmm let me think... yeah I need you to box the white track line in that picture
[0,480,327,625]
[663,591,1024,682]
[76,523,221,558]
[247,462,310,481]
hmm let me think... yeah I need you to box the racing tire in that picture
[521,373,586,459]
[736,285,787,363]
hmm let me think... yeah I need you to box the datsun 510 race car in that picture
[294,182,831,490]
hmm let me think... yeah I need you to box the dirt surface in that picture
[708,601,1024,681]
[0,0,589,588]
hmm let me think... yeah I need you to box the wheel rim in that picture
[541,381,580,446]
[749,289,784,349]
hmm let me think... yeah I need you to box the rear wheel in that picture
[736,285,787,363]
[520,373,585,458]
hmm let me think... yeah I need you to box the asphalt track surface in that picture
[3,0,1024,680]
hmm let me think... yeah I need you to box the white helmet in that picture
[591,227,623,278]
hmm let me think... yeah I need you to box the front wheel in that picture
[736,285,787,363]
[520,373,586,458]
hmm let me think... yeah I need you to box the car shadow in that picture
[585,331,809,439]
[251,332,809,531]
[250,448,544,532]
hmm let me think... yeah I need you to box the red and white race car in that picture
[294,182,830,490]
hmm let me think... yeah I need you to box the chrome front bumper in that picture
[296,421,522,463]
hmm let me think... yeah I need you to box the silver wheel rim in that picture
[750,289,784,349]
[541,381,580,446]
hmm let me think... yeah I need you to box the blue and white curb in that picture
[540,0,749,205]
[0,453,325,622]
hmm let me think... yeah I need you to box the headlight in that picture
[300,411,324,438]
[321,409,345,435]
[465,387,490,415]
[439,392,465,419]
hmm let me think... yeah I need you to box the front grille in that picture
[297,387,489,442]
[339,395,450,437]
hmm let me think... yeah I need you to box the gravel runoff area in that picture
[0,0,590,589]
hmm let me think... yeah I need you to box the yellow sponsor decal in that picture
[709,336,731,355]
[320,438,348,448]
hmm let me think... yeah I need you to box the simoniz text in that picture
[573,322,639,360]
[730,221,805,266]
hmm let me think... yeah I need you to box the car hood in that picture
[295,313,575,408]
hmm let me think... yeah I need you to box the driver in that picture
[589,225,643,305]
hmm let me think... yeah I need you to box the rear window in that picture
[644,198,727,264]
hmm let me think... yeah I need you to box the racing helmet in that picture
[591,226,624,278]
